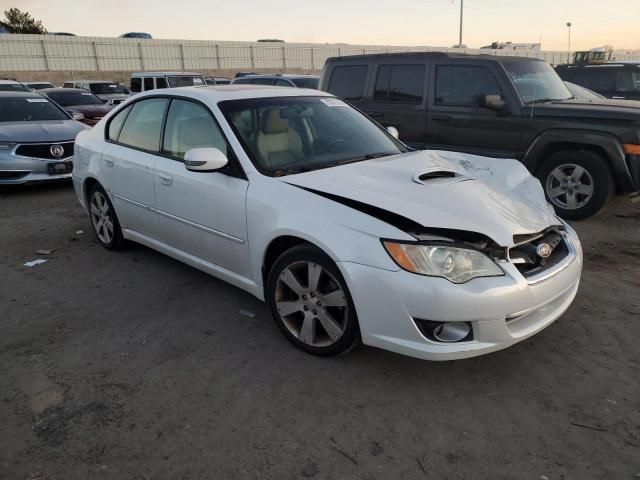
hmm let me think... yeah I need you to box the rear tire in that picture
[266,244,361,357]
[87,183,125,250]
[537,150,613,220]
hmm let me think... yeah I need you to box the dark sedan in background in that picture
[39,88,113,126]
[0,92,87,185]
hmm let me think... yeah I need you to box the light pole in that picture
[458,0,464,48]
[566,22,572,63]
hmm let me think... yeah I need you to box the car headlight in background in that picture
[0,142,16,151]
[383,241,504,283]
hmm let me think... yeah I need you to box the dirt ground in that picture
[1,182,639,480]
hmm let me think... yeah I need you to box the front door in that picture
[426,62,522,158]
[153,98,250,277]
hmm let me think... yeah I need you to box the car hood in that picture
[282,150,559,247]
[526,97,640,122]
[66,104,112,117]
[0,120,87,143]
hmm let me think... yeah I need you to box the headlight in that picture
[0,142,16,151]
[383,241,504,283]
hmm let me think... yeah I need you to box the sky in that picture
[2,0,639,51]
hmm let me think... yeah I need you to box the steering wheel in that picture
[318,138,346,154]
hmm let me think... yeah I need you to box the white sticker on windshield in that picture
[321,98,348,107]
[109,84,117,88]
[81,92,92,95]
[26,98,49,103]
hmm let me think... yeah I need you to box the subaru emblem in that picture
[536,243,553,258]
[50,144,65,158]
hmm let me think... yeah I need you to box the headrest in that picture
[260,109,289,134]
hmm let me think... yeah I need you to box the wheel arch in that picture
[83,176,100,206]
[261,235,331,287]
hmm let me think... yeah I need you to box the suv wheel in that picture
[538,150,613,220]
[266,244,361,356]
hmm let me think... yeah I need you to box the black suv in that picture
[556,62,640,100]
[320,52,640,220]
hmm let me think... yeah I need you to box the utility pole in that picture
[458,0,464,48]
[566,22,572,63]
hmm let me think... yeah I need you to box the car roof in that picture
[40,87,90,93]
[240,74,319,79]
[131,72,203,77]
[557,62,640,69]
[0,91,44,98]
[131,85,331,102]
[324,51,543,63]
[63,80,120,84]
[26,81,54,85]
[0,79,22,84]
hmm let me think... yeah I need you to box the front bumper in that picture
[0,153,73,185]
[339,229,583,361]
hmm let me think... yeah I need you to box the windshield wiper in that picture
[527,97,570,105]
[337,151,396,165]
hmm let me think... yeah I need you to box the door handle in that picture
[158,173,173,186]
[368,111,384,118]
[431,114,452,122]
[104,158,114,167]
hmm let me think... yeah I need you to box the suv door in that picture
[360,63,428,148]
[154,98,250,276]
[426,61,522,158]
[572,67,617,98]
[102,98,169,239]
[615,68,640,100]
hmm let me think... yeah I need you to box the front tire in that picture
[266,244,361,356]
[537,150,613,220]
[88,183,124,250]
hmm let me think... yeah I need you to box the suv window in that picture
[576,68,615,91]
[117,98,168,151]
[374,64,425,103]
[252,78,275,85]
[156,77,168,89]
[275,79,291,87]
[143,77,154,91]
[435,65,502,106]
[130,77,142,93]
[107,105,132,141]
[328,65,368,100]
[616,69,640,93]
[162,99,229,159]
[63,82,74,88]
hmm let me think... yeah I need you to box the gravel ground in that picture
[1,182,639,480]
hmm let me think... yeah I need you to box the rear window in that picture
[571,68,615,92]
[0,96,69,122]
[0,83,31,92]
[130,77,142,93]
[90,82,128,94]
[166,76,205,88]
[251,78,275,85]
[327,65,368,100]
[46,91,103,106]
[374,65,425,103]
[291,77,319,89]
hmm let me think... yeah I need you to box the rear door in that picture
[571,67,617,98]
[360,62,428,148]
[425,61,522,158]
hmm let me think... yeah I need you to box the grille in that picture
[15,141,74,160]
[510,229,569,278]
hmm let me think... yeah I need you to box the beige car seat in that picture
[256,108,303,167]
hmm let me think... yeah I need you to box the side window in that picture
[275,79,291,87]
[107,105,132,141]
[156,77,168,89]
[374,64,425,103]
[118,98,168,151]
[162,99,229,160]
[435,65,502,106]
[130,77,142,93]
[577,69,614,91]
[233,78,252,85]
[143,77,154,91]
[252,78,275,85]
[63,82,73,88]
[327,65,368,100]
[81,83,90,90]
[616,69,640,92]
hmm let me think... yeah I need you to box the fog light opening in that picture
[434,322,472,343]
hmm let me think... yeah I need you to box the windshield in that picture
[89,83,128,94]
[167,76,205,88]
[28,83,55,90]
[0,97,69,122]
[219,96,407,176]
[564,82,602,99]
[503,61,572,104]
[292,78,319,89]
[0,83,31,92]
[47,91,104,106]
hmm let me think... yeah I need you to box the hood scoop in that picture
[413,170,472,185]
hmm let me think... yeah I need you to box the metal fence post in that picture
[282,45,286,70]
[215,44,220,70]
[250,45,255,69]
[138,42,145,70]
[92,41,100,71]
[180,43,186,70]
[41,38,49,71]
[310,47,315,70]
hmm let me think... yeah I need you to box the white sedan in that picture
[72,86,583,360]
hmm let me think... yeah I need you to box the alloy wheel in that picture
[90,190,114,244]
[275,261,348,347]
[545,163,594,210]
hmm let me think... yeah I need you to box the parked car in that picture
[556,62,640,100]
[39,88,112,126]
[320,52,640,220]
[72,86,582,361]
[119,32,152,39]
[232,74,319,89]
[26,82,56,91]
[234,72,257,78]
[564,81,604,99]
[0,79,30,92]
[129,72,206,93]
[205,77,232,85]
[62,80,130,106]
[0,92,87,184]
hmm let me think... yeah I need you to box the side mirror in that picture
[386,126,399,139]
[71,112,85,121]
[482,94,507,111]
[184,147,229,172]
